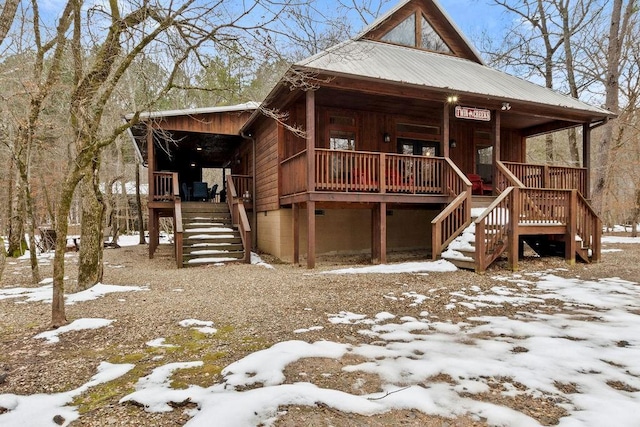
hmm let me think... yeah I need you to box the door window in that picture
[476,145,493,183]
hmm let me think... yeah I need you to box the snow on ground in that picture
[179,319,218,334]
[2,239,640,426]
[251,252,274,269]
[320,259,457,274]
[4,271,628,426]
[0,362,133,426]
[0,282,147,304]
[602,236,640,244]
[113,273,640,426]
[34,318,115,344]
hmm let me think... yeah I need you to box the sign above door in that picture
[454,106,491,122]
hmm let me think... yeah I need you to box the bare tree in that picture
[0,0,19,48]
[489,0,602,164]
[48,0,292,326]
[590,0,638,210]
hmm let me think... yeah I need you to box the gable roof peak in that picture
[355,0,485,65]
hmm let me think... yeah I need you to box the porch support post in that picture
[149,209,159,259]
[306,201,316,269]
[442,103,450,158]
[582,123,591,197]
[293,203,299,265]
[372,203,387,264]
[492,110,501,196]
[306,90,316,193]
[507,186,519,271]
[565,189,577,265]
[147,124,156,259]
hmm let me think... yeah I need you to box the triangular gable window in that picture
[421,16,451,53]
[381,14,416,47]
[380,11,452,54]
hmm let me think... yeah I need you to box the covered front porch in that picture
[269,86,600,269]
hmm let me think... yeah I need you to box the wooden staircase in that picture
[180,202,245,267]
[441,196,494,270]
[441,188,600,271]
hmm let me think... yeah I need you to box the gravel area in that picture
[1,238,639,426]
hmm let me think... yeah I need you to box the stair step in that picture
[183,251,245,266]
[183,235,241,244]
[183,212,232,219]
[180,202,245,267]
[447,258,477,271]
[181,202,230,213]
[472,196,497,209]
[183,243,244,254]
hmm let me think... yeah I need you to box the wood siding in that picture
[255,120,280,212]
[152,111,253,135]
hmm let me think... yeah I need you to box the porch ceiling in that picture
[313,88,577,131]
[130,123,243,168]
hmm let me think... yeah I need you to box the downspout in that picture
[240,130,257,249]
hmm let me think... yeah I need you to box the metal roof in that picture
[295,39,612,117]
[124,101,260,121]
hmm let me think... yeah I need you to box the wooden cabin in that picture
[128,0,613,271]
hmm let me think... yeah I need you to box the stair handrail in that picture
[172,172,184,268]
[474,186,514,271]
[227,176,252,263]
[577,192,601,262]
[444,157,473,195]
[430,158,472,259]
[431,190,472,258]
[495,161,524,193]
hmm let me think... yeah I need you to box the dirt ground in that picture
[1,236,638,426]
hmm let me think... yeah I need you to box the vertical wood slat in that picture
[502,161,587,195]
[152,172,176,201]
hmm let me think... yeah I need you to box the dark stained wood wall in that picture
[254,119,280,212]
[153,111,253,135]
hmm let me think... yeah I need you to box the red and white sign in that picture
[454,106,491,122]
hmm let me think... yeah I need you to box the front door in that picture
[398,138,440,157]
[475,145,493,183]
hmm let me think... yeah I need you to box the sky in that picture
[1,234,640,426]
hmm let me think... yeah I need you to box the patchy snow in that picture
[320,260,456,274]
[0,282,147,304]
[3,242,640,426]
[146,338,178,348]
[0,362,133,426]
[179,319,218,334]
[601,236,640,244]
[34,318,115,344]
[251,252,274,269]
[186,257,239,264]
[111,274,640,426]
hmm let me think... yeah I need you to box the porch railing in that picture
[280,149,463,196]
[228,175,251,263]
[281,150,308,195]
[230,175,253,210]
[502,161,587,196]
[577,192,601,262]
[495,161,524,193]
[475,187,513,271]
[153,171,179,201]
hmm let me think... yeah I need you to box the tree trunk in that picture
[7,161,26,257]
[568,128,580,167]
[632,188,640,238]
[52,174,82,327]
[592,0,632,212]
[136,162,146,244]
[545,134,554,163]
[0,236,6,281]
[77,164,105,290]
